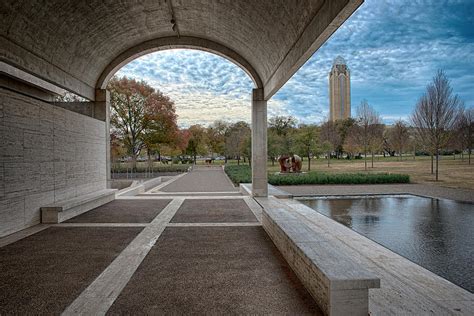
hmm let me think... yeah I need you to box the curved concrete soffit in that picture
[96,36,263,90]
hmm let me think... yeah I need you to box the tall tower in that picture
[329,56,351,122]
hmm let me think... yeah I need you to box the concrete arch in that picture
[96,36,263,90]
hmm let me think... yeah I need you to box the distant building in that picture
[329,56,351,122]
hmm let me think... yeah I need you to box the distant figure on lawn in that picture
[278,154,302,173]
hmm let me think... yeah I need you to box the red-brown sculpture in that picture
[291,154,302,172]
[278,154,302,173]
[278,155,291,172]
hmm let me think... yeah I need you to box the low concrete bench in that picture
[259,198,380,316]
[41,189,116,223]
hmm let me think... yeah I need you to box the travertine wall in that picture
[0,88,106,237]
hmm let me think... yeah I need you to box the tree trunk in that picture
[435,149,439,181]
[193,154,196,164]
[147,148,152,178]
[371,151,374,168]
[308,154,311,171]
[327,152,330,167]
[364,144,367,171]
[413,144,416,160]
[131,156,137,172]
[271,158,275,166]
[431,154,434,174]
[469,149,471,165]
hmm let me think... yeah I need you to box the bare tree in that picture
[411,70,463,181]
[389,120,410,161]
[356,100,380,171]
[320,120,339,167]
[456,107,474,164]
[369,122,384,167]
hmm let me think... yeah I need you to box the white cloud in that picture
[116,0,474,126]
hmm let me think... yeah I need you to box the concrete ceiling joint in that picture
[167,0,180,38]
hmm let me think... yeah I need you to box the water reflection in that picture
[299,195,474,293]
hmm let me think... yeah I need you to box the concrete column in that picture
[94,89,111,188]
[251,88,268,197]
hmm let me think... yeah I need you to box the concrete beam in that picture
[52,102,94,117]
[263,0,363,100]
[0,37,96,100]
[96,36,263,90]
[95,89,111,187]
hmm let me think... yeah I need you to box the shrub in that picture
[224,165,410,185]
[224,165,252,185]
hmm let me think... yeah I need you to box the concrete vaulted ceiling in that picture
[0,0,362,101]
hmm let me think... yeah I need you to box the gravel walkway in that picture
[107,226,321,315]
[0,227,142,314]
[65,199,172,223]
[170,199,257,223]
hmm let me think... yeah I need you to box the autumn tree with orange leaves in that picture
[108,76,178,169]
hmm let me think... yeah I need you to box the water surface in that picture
[298,195,474,292]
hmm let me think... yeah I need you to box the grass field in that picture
[113,155,474,190]
[263,156,474,190]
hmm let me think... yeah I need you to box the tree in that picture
[320,120,339,167]
[411,70,463,181]
[389,120,409,161]
[293,124,319,171]
[186,125,208,164]
[343,123,362,159]
[225,121,250,165]
[456,107,474,164]
[206,120,228,158]
[335,118,356,158]
[368,122,384,167]
[141,90,178,164]
[267,129,283,166]
[268,116,297,154]
[108,76,176,170]
[356,100,380,171]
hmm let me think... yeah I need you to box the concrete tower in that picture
[329,56,351,122]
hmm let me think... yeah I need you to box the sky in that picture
[117,0,474,127]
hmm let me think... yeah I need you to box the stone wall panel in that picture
[0,88,107,237]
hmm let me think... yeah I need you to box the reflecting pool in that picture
[297,195,474,293]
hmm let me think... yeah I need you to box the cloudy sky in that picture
[117,0,474,127]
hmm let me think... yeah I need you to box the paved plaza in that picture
[0,167,321,315]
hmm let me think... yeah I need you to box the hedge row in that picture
[224,165,410,186]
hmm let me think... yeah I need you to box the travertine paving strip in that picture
[62,198,184,316]
[167,222,261,227]
[56,223,148,228]
[243,196,263,222]
[118,195,245,200]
